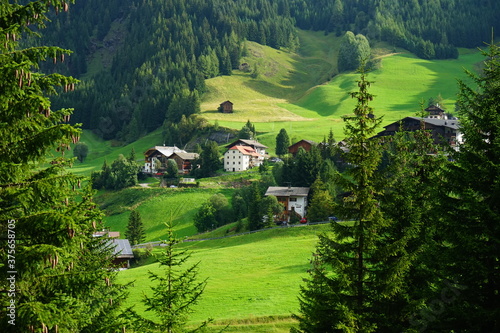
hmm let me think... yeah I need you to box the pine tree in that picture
[435,41,500,332]
[143,221,212,333]
[125,210,146,246]
[374,127,446,331]
[275,128,291,157]
[0,1,128,331]
[248,182,263,231]
[293,67,385,332]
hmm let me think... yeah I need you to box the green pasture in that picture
[117,224,332,331]
[98,187,234,242]
[201,29,482,146]
[68,128,164,176]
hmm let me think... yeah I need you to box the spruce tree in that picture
[275,128,291,157]
[435,41,500,332]
[143,221,212,333]
[125,210,146,246]
[293,67,385,332]
[0,1,128,331]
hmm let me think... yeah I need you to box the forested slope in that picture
[42,0,499,142]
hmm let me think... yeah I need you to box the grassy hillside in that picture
[118,224,332,332]
[201,30,482,148]
[98,187,234,241]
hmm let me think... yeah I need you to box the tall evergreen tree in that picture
[198,140,222,177]
[275,128,291,157]
[293,67,385,332]
[125,210,146,246]
[0,1,128,331]
[435,41,500,332]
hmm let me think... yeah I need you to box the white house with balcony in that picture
[265,186,310,220]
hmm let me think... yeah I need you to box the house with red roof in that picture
[223,139,268,172]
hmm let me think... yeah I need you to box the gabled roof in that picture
[220,100,233,106]
[144,146,186,158]
[226,139,268,149]
[169,152,199,160]
[228,145,260,157]
[425,104,445,112]
[108,239,134,259]
[289,139,316,147]
[265,186,310,197]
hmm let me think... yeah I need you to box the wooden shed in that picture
[219,100,234,113]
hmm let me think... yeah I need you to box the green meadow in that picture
[201,30,482,147]
[98,187,234,242]
[117,224,332,332]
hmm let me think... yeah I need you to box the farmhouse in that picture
[108,239,134,269]
[143,146,198,174]
[168,152,199,175]
[374,117,462,148]
[265,186,310,220]
[219,100,234,113]
[288,139,316,156]
[224,139,268,172]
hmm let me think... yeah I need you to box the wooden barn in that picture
[219,100,234,113]
[288,140,316,156]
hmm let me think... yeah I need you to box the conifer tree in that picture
[125,210,146,246]
[275,128,291,157]
[435,41,500,332]
[0,1,128,331]
[143,221,212,333]
[293,67,385,332]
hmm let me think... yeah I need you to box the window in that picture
[289,198,297,202]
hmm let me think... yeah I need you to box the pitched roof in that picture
[226,139,268,149]
[144,146,186,158]
[290,139,316,147]
[229,145,260,157]
[170,152,199,160]
[108,239,134,258]
[265,186,310,197]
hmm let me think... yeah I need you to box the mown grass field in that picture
[117,224,332,332]
[98,187,235,241]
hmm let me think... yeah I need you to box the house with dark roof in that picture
[219,100,234,113]
[144,146,186,174]
[168,152,199,175]
[374,117,462,148]
[265,186,310,220]
[108,239,134,269]
[224,139,268,171]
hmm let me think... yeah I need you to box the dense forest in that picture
[42,0,500,142]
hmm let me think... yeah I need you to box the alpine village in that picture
[2,1,500,332]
